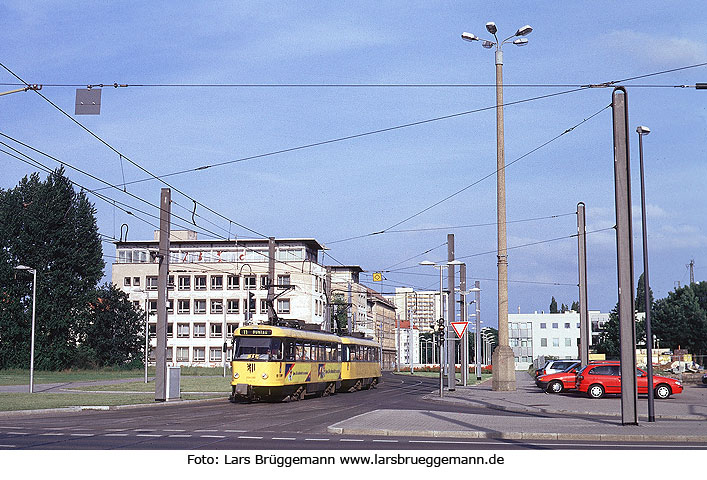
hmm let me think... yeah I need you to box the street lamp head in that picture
[636,125,651,135]
[447,260,464,266]
[515,25,533,36]
[419,260,436,266]
[461,32,479,42]
[512,38,529,46]
[14,265,31,271]
[485,22,497,35]
[482,40,495,49]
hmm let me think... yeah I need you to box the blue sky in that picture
[1,1,705,328]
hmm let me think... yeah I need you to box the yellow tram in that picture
[229,325,381,402]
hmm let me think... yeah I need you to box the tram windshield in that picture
[233,337,282,361]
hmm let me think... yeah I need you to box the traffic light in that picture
[436,318,445,343]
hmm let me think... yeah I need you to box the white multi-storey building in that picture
[112,231,329,367]
[508,310,610,370]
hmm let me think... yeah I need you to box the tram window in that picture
[233,337,280,361]
[335,344,341,362]
[303,342,311,361]
[317,343,326,361]
[325,344,333,361]
[270,340,283,360]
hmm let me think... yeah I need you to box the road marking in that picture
[0,427,25,430]
[163,429,185,432]
[408,440,476,445]
[272,437,296,441]
[200,435,225,439]
[304,438,330,442]
[40,433,64,436]
[168,434,192,438]
[372,439,399,443]
[195,429,218,432]
[224,430,247,433]
[0,445,17,448]
[45,427,70,430]
[340,439,364,442]
[70,433,95,437]
[237,436,262,440]
[7,432,29,435]
[136,434,161,437]
[105,433,129,437]
[106,428,128,432]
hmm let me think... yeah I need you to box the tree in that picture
[652,286,707,354]
[570,301,580,312]
[635,272,654,313]
[0,168,104,369]
[561,303,568,313]
[330,293,349,335]
[549,296,558,313]
[80,283,145,368]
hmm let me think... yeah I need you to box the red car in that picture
[575,362,683,399]
[536,362,580,393]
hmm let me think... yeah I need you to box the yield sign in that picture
[451,322,468,339]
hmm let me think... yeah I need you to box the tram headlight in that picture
[233,372,239,379]
[261,373,268,379]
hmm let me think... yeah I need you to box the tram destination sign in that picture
[240,329,273,336]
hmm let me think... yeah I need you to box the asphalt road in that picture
[0,372,703,450]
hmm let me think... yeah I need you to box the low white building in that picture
[508,311,610,370]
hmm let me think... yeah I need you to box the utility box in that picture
[166,367,181,400]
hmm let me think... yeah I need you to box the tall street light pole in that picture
[15,265,37,394]
[637,125,655,422]
[462,22,532,391]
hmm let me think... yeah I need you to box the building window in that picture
[148,323,156,336]
[541,338,547,347]
[148,300,157,314]
[132,277,140,287]
[244,275,257,290]
[210,348,222,362]
[260,299,268,314]
[146,276,158,291]
[565,338,572,346]
[167,323,173,338]
[168,275,175,290]
[277,275,290,287]
[177,323,190,338]
[211,275,223,290]
[210,323,222,338]
[260,276,269,290]
[552,322,559,329]
[552,338,560,347]
[194,324,206,338]
[576,323,581,328]
[277,298,290,314]
[166,299,174,314]
[178,276,191,291]
[564,322,570,329]
[165,347,173,362]
[227,299,239,314]
[227,323,238,336]
[194,299,206,314]
[177,299,190,314]
[247,296,256,313]
[211,299,223,314]
[227,275,240,290]
[124,277,131,286]
[540,323,546,329]
[194,276,207,291]
[176,347,189,362]
[193,347,205,362]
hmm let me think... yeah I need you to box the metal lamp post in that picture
[462,22,532,391]
[15,265,37,394]
[133,287,150,383]
[637,125,655,422]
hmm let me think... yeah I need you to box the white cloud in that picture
[600,30,707,66]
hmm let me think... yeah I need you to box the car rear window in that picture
[589,365,617,375]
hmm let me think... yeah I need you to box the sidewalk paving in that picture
[328,372,707,443]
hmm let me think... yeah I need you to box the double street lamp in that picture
[14,265,37,394]
[461,22,533,391]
